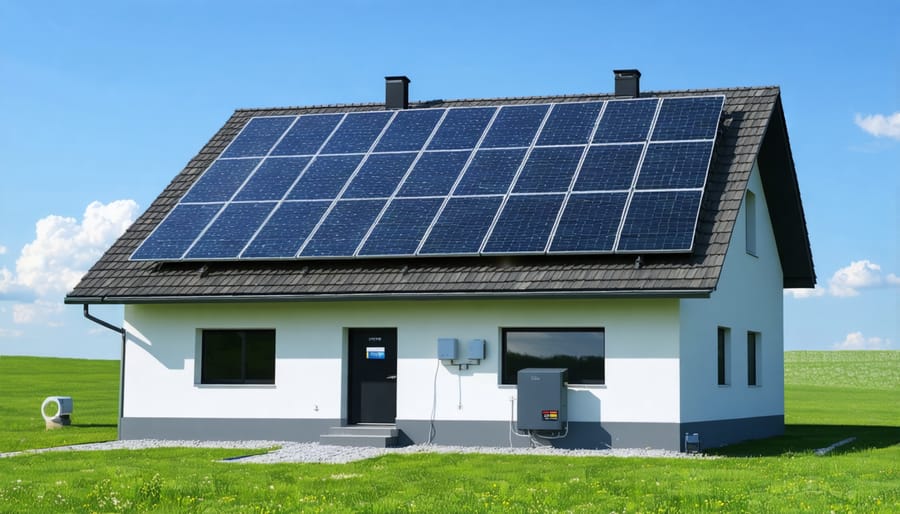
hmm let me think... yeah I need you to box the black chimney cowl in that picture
[385,76,411,109]
[613,69,641,98]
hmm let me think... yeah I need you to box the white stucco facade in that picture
[679,162,784,423]
[124,297,681,424]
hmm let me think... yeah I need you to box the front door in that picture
[348,328,397,424]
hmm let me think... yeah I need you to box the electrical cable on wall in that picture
[427,359,439,444]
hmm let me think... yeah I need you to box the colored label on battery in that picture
[541,410,559,421]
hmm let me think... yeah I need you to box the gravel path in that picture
[0,440,711,463]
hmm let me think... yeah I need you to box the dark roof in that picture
[66,86,815,304]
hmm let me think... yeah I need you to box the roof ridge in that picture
[233,85,781,113]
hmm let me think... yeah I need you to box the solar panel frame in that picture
[131,94,724,262]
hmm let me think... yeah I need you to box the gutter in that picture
[82,305,126,440]
[66,288,714,305]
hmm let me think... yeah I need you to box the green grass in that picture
[785,351,899,426]
[0,356,118,452]
[0,352,897,513]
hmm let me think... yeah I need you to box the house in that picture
[65,70,815,451]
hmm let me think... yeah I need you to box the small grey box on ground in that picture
[516,368,568,431]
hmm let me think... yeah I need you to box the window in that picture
[717,327,730,386]
[747,331,760,386]
[745,190,757,256]
[201,329,275,384]
[501,328,605,385]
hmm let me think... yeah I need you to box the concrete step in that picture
[319,425,402,447]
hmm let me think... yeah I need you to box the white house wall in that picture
[679,161,785,436]
[122,297,681,441]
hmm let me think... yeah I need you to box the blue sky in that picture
[0,1,897,359]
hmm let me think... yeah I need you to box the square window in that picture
[200,329,275,385]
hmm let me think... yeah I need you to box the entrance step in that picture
[319,425,402,448]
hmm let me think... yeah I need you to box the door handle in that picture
[386,375,397,380]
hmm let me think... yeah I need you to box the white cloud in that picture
[0,245,7,255]
[12,301,64,325]
[2,199,138,299]
[833,332,893,350]
[854,112,900,140]
[828,260,885,297]
[786,260,900,299]
[0,327,24,338]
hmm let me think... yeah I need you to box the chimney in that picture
[613,69,641,98]
[385,76,411,109]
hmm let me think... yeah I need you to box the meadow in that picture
[0,351,897,513]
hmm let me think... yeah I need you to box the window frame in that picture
[199,329,276,385]
[747,331,760,386]
[717,326,731,386]
[500,327,605,386]
[745,189,757,257]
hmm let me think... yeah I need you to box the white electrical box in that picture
[437,338,458,360]
[466,339,485,360]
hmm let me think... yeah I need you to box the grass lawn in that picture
[0,356,118,452]
[0,352,897,513]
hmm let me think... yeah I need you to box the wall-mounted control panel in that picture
[437,338,486,369]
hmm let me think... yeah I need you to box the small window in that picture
[501,328,605,385]
[747,331,760,386]
[717,327,730,386]
[201,329,275,384]
[745,190,757,256]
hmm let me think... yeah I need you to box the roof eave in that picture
[64,288,714,305]
[756,92,816,289]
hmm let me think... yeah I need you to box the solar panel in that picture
[617,190,703,252]
[537,102,603,145]
[131,204,222,260]
[454,149,526,195]
[483,194,564,253]
[419,196,502,255]
[241,201,331,258]
[286,155,362,200]
[398,151,470,197]
[358,198,443,256]
[593,98,658,144]
[221,117,295,158]
[182,159,261,203]
[234,157,311,201]
[549,192,627,253]
[651,96,724,141]
[271,114,342,156]
[300,200,386,257]
[636,142,714,190]
[512,146,583,193]
[131,94,724,261]
[375,109,444,152]
[342,153,416,198]
[322,111,393,154]
[185,202,275,259]
[427,107,495,150]
[480,105,549,148]
[573,144,642,192]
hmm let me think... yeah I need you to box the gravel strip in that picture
[1,440,713,463]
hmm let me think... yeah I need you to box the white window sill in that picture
[194,383,277,389]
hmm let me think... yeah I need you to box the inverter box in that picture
[516,368,568,431]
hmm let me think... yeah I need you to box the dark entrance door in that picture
[348,328,397,424]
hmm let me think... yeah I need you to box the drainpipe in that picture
[83,305,126,440]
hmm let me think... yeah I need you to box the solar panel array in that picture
[131,95,724,261]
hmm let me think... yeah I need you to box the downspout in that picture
[83,305,126,440]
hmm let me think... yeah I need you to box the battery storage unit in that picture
[516,368,568,431]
